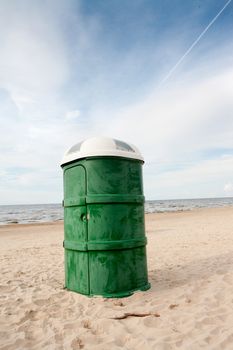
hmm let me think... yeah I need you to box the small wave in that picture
[8,220,19,224]
[0,199,233,224]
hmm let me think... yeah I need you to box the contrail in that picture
[160,0,232,85]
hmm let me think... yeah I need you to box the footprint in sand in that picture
[71,337,84,349]
[223,274,232,284]
[82,319,92,329]
[168,304,179,310]
[16,310,38,325]
[113,300,125,307]
[143,315,161,328]
[33,298,49,306]
[0,285,10,291]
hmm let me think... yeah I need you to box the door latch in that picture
[81,213,90,222]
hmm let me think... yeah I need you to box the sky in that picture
[0,0,233,204]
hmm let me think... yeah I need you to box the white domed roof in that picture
[61,137,143,165]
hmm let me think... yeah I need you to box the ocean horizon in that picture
[0,197,233,225]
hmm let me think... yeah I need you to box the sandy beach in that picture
[1,206,233,350]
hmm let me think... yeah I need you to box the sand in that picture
[1,206,233,350]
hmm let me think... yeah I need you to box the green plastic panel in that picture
[89,247,149,297]
[85,157,143,195]
[88,203,145,242]
[64,206,87,242]
[65,250,89,294]
[64,165,86,202]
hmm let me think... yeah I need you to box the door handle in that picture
[81,213,87,222]
[81,213,90,222]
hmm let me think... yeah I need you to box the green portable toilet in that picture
[61,137,150,297]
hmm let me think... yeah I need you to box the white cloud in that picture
[65,110,81,121]
[0,170,7,178]
[0,2,70,117]
[10,92,36,110]
[97,67,233,161]
[224,182,233,195]
[145,156,233,199]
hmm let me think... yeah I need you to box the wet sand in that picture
[1,207,233,349]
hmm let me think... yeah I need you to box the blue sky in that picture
[0,0,233,204]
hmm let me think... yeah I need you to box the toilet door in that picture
[63,164,89,295]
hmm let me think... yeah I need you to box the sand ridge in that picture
[1,207,233,349]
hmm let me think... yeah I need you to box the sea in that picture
[0,197,233,225]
